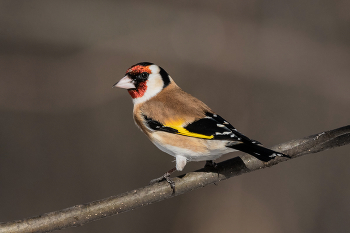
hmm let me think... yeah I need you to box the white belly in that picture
[152,139,236,162]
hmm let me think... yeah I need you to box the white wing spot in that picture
[213,114,217,117]
[216,132,232,135]
[217,124,225,127]
[269,153,283,158]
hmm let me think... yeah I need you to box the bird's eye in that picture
[141,72,149,79]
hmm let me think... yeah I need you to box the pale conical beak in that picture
[113,76,136,89]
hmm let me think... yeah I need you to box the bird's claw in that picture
[150,176,165,184]
[150,174,176,194]
[204,160,220,178]
[204,160,218,169]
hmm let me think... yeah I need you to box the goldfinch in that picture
[114,62,289,189]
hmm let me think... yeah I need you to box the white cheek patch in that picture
[132,73,164,105]
[149,65,160,73]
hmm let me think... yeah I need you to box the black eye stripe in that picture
[135,72,148,82]
[141,72,149,79]
[130,72,149,81]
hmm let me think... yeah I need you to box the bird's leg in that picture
[204,160,218,169]
[204,160,220,180]
[150,167,177,193]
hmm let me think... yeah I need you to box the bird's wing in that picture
[143,112,255,143]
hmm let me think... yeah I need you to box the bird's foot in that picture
[204,160,220,179]
[204,160,218,169]
[149,167,176,194]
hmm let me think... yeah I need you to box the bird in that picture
[113,62,289,191]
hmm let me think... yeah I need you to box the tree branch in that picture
[1,125,350,233]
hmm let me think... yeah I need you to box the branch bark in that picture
[1,125,350,233]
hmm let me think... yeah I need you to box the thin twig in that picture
[1,125,349,233]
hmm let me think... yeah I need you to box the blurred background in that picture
[1,0,350,232]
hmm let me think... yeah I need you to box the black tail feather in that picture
[227,142,290,162]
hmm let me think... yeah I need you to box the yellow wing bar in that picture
[163,119,214,139]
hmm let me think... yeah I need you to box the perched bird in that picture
[114,62,289,190]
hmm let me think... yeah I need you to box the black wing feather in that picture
[184,118,229,136]
[143,115,179,134]
[143,112,258,143]
[203,112,257,143]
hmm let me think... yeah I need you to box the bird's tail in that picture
[226,142,290,162]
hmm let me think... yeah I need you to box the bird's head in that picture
[113,62,171,104]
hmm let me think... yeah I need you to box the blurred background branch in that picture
[1,125,349,233]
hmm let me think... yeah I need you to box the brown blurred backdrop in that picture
[1,1,350,232]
